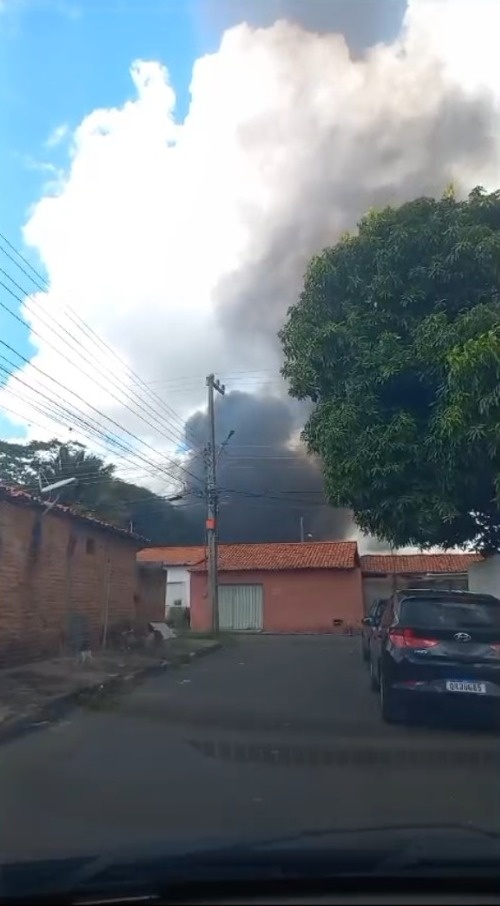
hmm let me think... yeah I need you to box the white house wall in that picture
[165,565,191,610]
[468,556,500,598]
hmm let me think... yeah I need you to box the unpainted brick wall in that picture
[0,500,163,666]
[134,566,165,625]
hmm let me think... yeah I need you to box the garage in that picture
[190,542,362,633]
[218,584,263,631]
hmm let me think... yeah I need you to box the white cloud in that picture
[45,123,70,149]
[405,0,500,99]
[2,0,499,486]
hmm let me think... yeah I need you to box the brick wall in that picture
[135,566,165,625]
[190,567,364,633]
[0,499,163,665]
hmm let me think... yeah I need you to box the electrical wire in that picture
[0,335,204,489]
[0,270,198,454]
[0,364,189,492]
[0,234,200,447]
[218,486,330,508]
[0,370,201,495]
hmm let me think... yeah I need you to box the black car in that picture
[368,589,500,723]
[361,598,387,663]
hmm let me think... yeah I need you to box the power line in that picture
[0,235,199,447]
[0,334,203,489]
[142,369,280,386]
[0,359,191,492]
[0,377,195,495]
[219,486,330,508]
[0,269,197,454]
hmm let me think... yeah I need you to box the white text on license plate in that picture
[446,681,486,694]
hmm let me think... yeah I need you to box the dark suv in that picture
[369,589,500,723]
[361,598,387,663]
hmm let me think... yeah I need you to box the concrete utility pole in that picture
[300,515,305,543]
[206,373,225,634]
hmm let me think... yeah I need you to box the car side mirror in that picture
[362,616,373,626]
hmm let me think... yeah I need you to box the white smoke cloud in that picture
[1,0,499,490]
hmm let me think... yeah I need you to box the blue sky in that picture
[0,0,219,438]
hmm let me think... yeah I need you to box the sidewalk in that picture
[0,635,220,743]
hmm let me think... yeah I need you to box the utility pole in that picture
[206,373,225,634]
[299,515,305,543]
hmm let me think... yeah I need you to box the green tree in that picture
[280,187,500,551]
[0,437,198,544]
[0,438,116,513]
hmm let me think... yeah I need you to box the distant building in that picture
[0,485,164,665]
[188,541,362,633]
[360,553,482,613]
[137,543,483,634]
[137,545,206,615]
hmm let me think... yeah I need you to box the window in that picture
[86,537,95,555]
[372,599,387,624]
[380,599,394,628]
[401,597,500,629]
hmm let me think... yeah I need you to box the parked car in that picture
[361,599,387,663]
[368,589,500,724]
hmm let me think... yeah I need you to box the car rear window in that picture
[400,597,500,630]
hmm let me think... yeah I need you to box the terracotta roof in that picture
[360,553,482,575]
[190,541,358,572]
[0,484,146,542]
[137,545,206,566]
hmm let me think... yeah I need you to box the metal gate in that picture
[218,585,263,631]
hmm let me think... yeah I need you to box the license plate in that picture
[446,681,486,694]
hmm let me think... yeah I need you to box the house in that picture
[136,542,484,634]
[137,545,206,615]
[468,554,500,598]
[360,552,482,613]
[189,541,362,633]
[0,485,164,666]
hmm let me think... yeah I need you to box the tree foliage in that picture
[0,438,198,545]
[280,187,500,551]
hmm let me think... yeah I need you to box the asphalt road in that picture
[0,635,499,864]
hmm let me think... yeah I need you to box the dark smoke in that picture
[216,84,496,347]
[178,21,497,548]
[181,391,352,543]
[201,0,408,55]
[178,10,494,550]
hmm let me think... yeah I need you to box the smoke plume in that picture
[201,0,408,55]
[2,2,499,549]
[178,7,499,545]
[213,22,496,353]
[181,391,352,543]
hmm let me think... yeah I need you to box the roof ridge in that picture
[217,540,357,548]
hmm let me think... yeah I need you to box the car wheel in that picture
[369,656,379,691]
[380,675,405,724]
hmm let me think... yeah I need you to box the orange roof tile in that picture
[137,545,206,566]
[360,553,482,575]
[190,541,358,572]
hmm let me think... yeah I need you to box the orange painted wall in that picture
[190,567,363,633]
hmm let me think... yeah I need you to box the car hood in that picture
[2,823,500,901]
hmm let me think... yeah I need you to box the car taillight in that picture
[388,628,438,649]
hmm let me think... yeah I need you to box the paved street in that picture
[0,635,499,863]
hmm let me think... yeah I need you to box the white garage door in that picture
[218,585,263,631]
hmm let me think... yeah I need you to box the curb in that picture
[0,641,221,747]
